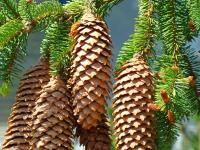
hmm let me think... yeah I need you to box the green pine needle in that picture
[0,82,10,97]
[0,19,23,49]
[18,0,36,20]
[41,21,72,77]
[188,0,200,30]
[0,33,27,83]
[155,111,179,150]
[0,0,19,19]
[116,0,155,70]
[32,1,63,21]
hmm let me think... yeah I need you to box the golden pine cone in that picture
[112,56,156,150]
[2,59,50,150]
[76,116,111,150]
[70,12,112,129]
[30,76,74,150]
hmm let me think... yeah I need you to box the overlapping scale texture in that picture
[2,59,50,150]
[112,56,156,150]
[76,116,111,150]
[71,13,112,129]
[30,76,74,150]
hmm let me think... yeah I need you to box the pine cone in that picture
[2,59,50,150]
[112,56,156,150]
[76,116,111,150]
[31,76,74,150]
[70,12,112,129]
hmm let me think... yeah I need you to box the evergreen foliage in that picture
[117,0,155,70]
[0,20,23,48]
[0,0,19,19]
[0,11,7,25]
[182,47,200,94]
[155,111,179,150]
[1,0,200,149]
[64,0,85,21]
[188,0,200,30]
[28,1,64,31]
[152,0,200,149]
[115,0,200,149]
[0,33,27,82]
[41,20,72,77]
[95,0,124,17]
[155,0,188,57]
[18,0,36,21]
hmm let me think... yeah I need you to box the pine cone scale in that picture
[2,59,50,150]
[71,13,112,129]
[76,116,111,150]
[31,77,74,150]
[113,57,156,150]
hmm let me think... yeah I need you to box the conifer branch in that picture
[116,0,155,70]
[41,20,72,77]
[0,11,7,25]
[18,0,36,21]
[0,19,23,49]
[188,0,200,30]
[154,55,199,149]
[95,0,124,17]
[0,33,27,83]
[153,1,200,149]
[63,0,85,21]
[181,47,200,101]
[156,0,187,62]
[0,0,19,19]
[155,111,179,150]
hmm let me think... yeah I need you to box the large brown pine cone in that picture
[70,12,112,129]
[112,56,156,150]
[76,116,111,150]
[30,76,74,150]
[2,59,50,150]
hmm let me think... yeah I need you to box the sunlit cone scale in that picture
[2,59,50,150]
[30,76,74,150]
[70,12,112,129]
[76,116,111,150]
[112,56,156,150]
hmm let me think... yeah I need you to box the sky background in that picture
[0,0,200,149]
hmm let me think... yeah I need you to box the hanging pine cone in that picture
[76,116,111,150]
[31,76,74,150]
[112,55,156,150]
[70,12,112,129]
[2,59,50,150]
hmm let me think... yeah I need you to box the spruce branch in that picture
[0,33,27,84]
[188,0,200,30]
[0,0,19,19]
[0,81,9,97]
[18,1,66,32]
[63,0,85,21]
[116,0,155,70]
[63,0,124,21]
[153,1,200,148]
[28,1,64,31]
[41,20,72,77]
[95,0,124,17]
[32,1,63,22]
[155,111,179,150]
[18,0,36,21]
[0,19,23,49]
[154,55,199,149]
[0,11,7,25]
[181,47,200,99]
[155,0,190,61]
